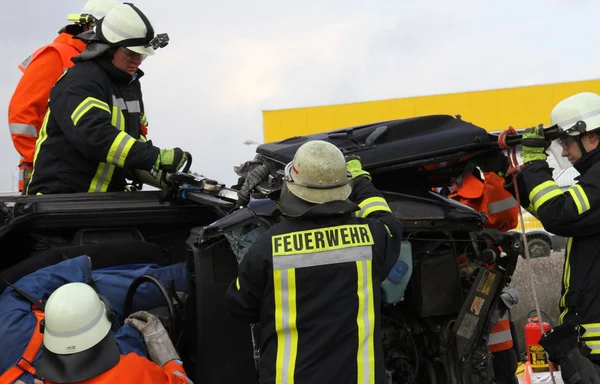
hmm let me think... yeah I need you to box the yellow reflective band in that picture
[235,278,240,290]
[274,268,298,384]
[141,113,148,126]
[559,237,573,325]
[138,135,148,143]
[383,224,392,238]
[529,180,562,211]
[356,196,392,218]
[584,340,600,354]
[273,246,372,270]
[111,106,125,131]
[567,184,591,215]
[71,97,110,126]
[106,131,136,167]
[271,224,374,256]
[356,259,375,384]
[88,162,116,192]
[27,109,52,195]
[581,323,600,338]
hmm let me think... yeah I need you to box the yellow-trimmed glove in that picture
[345,155,371,181]
[521,124,548,164]
[155,148,187,173]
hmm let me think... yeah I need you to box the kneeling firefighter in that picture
[35,282,192,383]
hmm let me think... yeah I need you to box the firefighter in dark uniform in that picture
[225,140,403,384]
[26,3,187,195]
[506,92,600,382]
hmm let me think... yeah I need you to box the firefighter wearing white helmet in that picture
[80,0,120,22]
[36,282,192,383]
[68,0,121,27]
[225,140,404,383]
[26,2,189,195]
[502,92,600,382]
[7,1,121,194]
[94,2,168,56]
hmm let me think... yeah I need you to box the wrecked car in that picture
[0,114,554,383]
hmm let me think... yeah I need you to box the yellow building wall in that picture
[262,78,600,143]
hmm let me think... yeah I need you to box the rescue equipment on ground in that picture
[525,312,554,372]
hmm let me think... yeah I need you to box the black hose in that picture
[422,358,437,384]
[123,274,177,341]
[527,309,555,329]
[237,163,272,206]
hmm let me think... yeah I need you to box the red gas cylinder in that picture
[525,316,554,372]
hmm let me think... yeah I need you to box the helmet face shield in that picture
[548,139,575,170]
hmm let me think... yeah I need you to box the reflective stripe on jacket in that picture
[509,149,600,355]
[226,177,403,383]
[487,312,514,352]
[8,33,86,191]
[42,354,193,384]
[26,57,160,195]
[449,171,518,232]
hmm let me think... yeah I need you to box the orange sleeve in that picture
[137,357,193,384]
[8,48,64,163]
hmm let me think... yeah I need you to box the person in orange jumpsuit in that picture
[7,0,119,193]
[34,282,192,384]
[450,151,521,384]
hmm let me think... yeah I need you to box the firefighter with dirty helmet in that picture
[34,282,192,383]
[225,140,403,383]
[26,3,187,195]
[504,92,600,382]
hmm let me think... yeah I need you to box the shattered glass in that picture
[224,222,268,264]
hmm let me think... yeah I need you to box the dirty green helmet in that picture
[283,140,352,206]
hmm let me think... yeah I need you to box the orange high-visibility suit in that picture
[449,171,519,232]
[8,32,87,192]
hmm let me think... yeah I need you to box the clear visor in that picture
[548,138,575,170]
[118,47,148,62]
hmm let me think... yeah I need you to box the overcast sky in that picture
[0,0,598,191]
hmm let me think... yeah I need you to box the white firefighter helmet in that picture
[550,92,600,136]
[81,0,120,20]
[42,282,113,354]
[67,0,119,26]
[95,3,169,56]
[283,140,352,206]
[548,92,600,169]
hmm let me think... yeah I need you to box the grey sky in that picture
[1,0,598,191]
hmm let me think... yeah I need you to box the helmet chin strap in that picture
[577,135,588,156]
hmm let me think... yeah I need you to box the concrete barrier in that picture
[508,252,564,357]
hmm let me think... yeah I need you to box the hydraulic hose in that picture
[123,274,177,341]
[237,163,272,207]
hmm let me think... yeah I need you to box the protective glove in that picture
[155,148,187,173]
[471,151,509,176]
[538,322,600,384]
[345,155,371,181]
[125,310,179,367]
[521,124,549,164]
